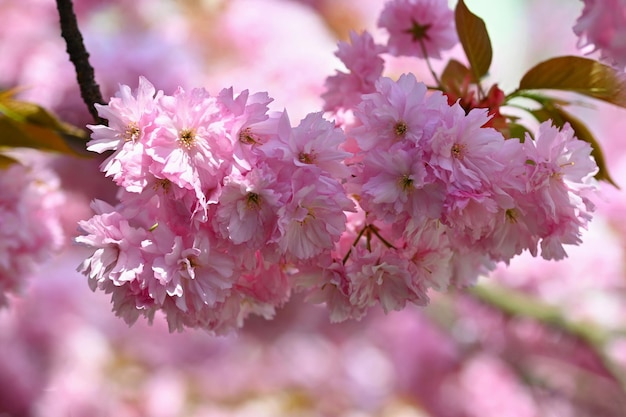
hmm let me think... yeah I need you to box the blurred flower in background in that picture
[2,0,626,416]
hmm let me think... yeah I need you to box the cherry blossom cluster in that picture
[313,0,599,321]
[315,72,598,322]
[0,161,65,307]
[573,0,626,70]
[77,77,354,333]
[77,0,600,333]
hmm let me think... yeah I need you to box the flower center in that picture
[123,122,141,142]
[239,127,258,145]
[451,143,466,160]
[505,208,518,224]
[298,151,316,164]
[153,179,172,193]
[394,120,408,137]
[178,128,196,149]
[246,192,262,210]
[399,174,414,191]
[404,20,431,41]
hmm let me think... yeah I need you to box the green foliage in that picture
[440,59,471,92]
[519,56,626,108]
[454,0,492,82]
[0,90,89,158]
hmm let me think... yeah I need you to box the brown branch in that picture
[56,0,106,125]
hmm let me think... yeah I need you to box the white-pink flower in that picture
[87,76,161,193]
[149,227,236,310]
[147,86,230,205]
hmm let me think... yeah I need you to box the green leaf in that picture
[518,56,626,107]
[455,0,493,82]
[0,94,89,156]
[530,103,618,187]
[441,59,471,91]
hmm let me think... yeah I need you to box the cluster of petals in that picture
[377,0,458,59]
[77,77,354,333]
[78,0,599,330]
[573,0,626,70]
[0,161,65,307]
[322,31,387,114]
[310,72,598,322]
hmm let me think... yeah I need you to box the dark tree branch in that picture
[56,0,106,125]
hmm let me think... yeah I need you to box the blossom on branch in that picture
[378,0,458,59]
[574,0,626,70]
[77,78,353,333]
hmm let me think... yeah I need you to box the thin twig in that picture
[56,0,105,125]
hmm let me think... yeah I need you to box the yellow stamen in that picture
[179,128,196,149]
[123,122,140,142]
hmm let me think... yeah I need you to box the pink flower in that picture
[213,165,284,249]
[87,76,162,193]
[350,73,449,152]
[573,0,626,70]
[76,200,154,324]
[149,226,236,310]
[358,147,444,224]
[296,261,366,322]
[403,218,453,291]
[235,252,291,309]
[428,105,507,189]
[278,169,354,260]
[378,0,458,59]
[76,201,148,286]
[322,31,386,113]
[147,86,230,206]
[522,122,598,260]
[263,112,352,179]
[347,247,426,314]
[0,162,65,306]
[217,87,275,171]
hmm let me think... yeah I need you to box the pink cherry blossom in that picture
[0,161,65,307]
[217,87,275,171]
[428,105,507,189]
[378,0,458,59]
[149,226,236,310]
[573,0,626,70]
[87,76,161,193]
[522,122,598,260]
[348,246,419,314]
[147,86,230,206]
[213,165,284,249]
[350,73,449,151]
[322,30,386,113]
[278,169,354,260]
[358,146,444,224]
